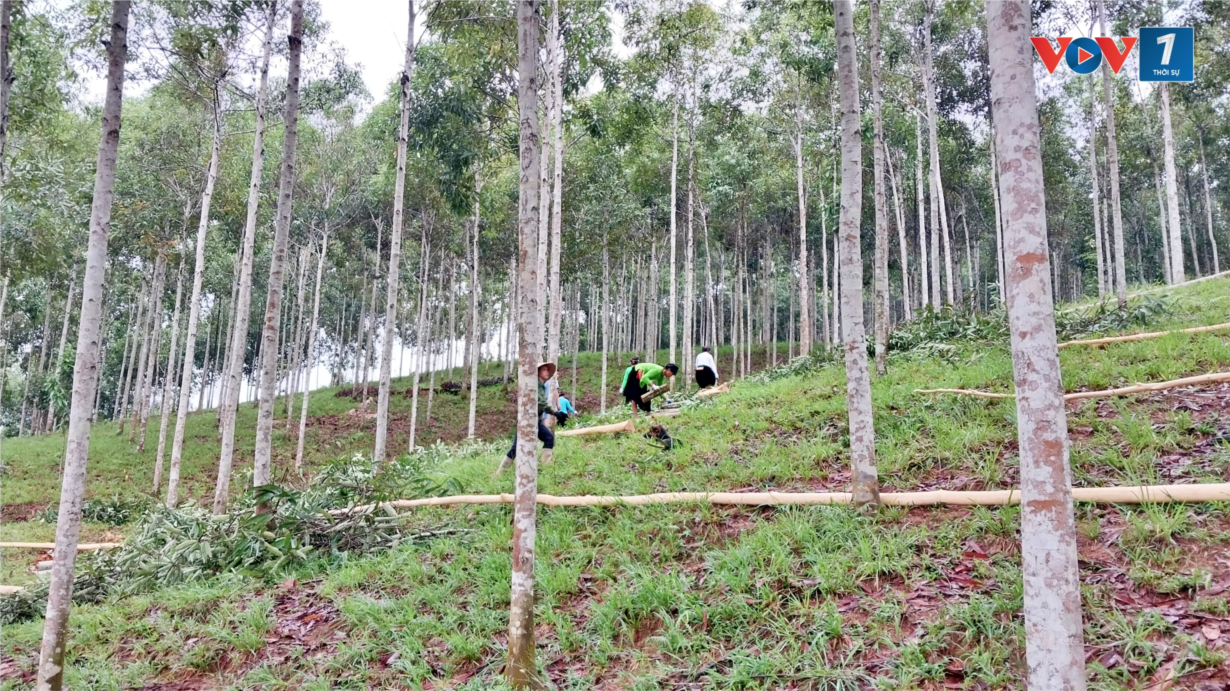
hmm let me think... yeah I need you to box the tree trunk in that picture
[887,147,911,321]
[374,0,416,463]
[1096,0,1127,307]
[198,313,212,411]
[467,181,481,438]
[0,0,11,192]
[214,0,276,514]
[134,253,167,450]
[987,4,1087,686]
[408,232,430,451]
[683,117,696,387]
[1183,167,1202,277]
[835,1,879,508]
[253,0,304,498]
[546,0,564,395]
[508,1,542,685]
[1198,134,1219,274]
[168,91,224,507]
[296,233,327,471]
[668,84,679,368]
[1154,162,1172,284]
[600,233,609,413]
[37,5,129,687]
[915,113,930,310]
[285,247,307,430]
[922,1,944,307]
[216,249,240,424]
[153,254,185,495]
[871,0,888,375]
[1087,82,1106,298]
[1160,83,1184,283]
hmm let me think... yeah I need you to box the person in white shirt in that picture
[695,346,719,389]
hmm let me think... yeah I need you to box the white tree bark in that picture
[915,113,930,309]
[1154,162,1172,284]
[1096,0,1128,306]
[214,0,276,514]
[374,0,416,464]
[1087,82,1106,298]
[794,102,811,355]
[152,253,184,495]
[987,3,1086,687]
[0,0,11,194]
[922,2,943,306]
[600,233,609,413]
[37,4,129,687]
[1198,134,1220,274]
[133,254,166,448]
[835,0,879,508]
[253,0,304,495]
[508,1,542,685]
[168,95,222,507]
[887,148,911,321]
[467,182,481,437]
[683,116,695,386]
[1160,83,1185,284]
[408,236,429,451]
[296,233,327,471]
[668,84,679,368]
[546,0,564,400]
[871,0,888,375]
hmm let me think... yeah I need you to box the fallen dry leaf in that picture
[1201,623,1221,641]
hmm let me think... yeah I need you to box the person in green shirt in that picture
[495,362,565,475]
[625,362,678,419]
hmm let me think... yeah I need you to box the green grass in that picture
[3,277,1230,689]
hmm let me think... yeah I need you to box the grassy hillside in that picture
[3,278,1230,689]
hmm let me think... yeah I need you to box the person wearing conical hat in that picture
[495,362,565,475]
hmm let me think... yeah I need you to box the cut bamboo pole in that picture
[696,383,730,399]
[652,408,681,418]
[0,585,25,595]
[0,542,123,551]
[1058,322,1230,349]
[917,371,1230,402]
[556,420,635,437]
[914,388,1012,399]
[640,385,670,403]
[329,482,1230,515]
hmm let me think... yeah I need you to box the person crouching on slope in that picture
[626,361,678,420]
[495,362,566,475]
[695,346,719,389]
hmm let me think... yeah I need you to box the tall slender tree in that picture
[374,0,416,464]
[834,0,879,508]
[987,2,1086,686]
[252,0,304,499]
[1160,83,1184,283]
[508,0,542,685]
[1096,0,1128,306]
[36,4,130,688]
[214,0,277,514]
[870,0,888,375]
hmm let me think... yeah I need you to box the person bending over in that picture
[620,357,641,419]
[557,392,578,426]
[695,346,719,389]
[626,362,677,419]
[496,362,565,475]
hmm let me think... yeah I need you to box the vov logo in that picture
[1030,36,1138,75]
[1031,28,1194,82]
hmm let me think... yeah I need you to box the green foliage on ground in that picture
[3,278,1230,689]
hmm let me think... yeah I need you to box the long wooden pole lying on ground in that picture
[556,420,634,437]
[0,542,123,550]
[1058,322,1230,349]
[916,371,1230,402]
[329,482,1230,515]
[695,383,730,398]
